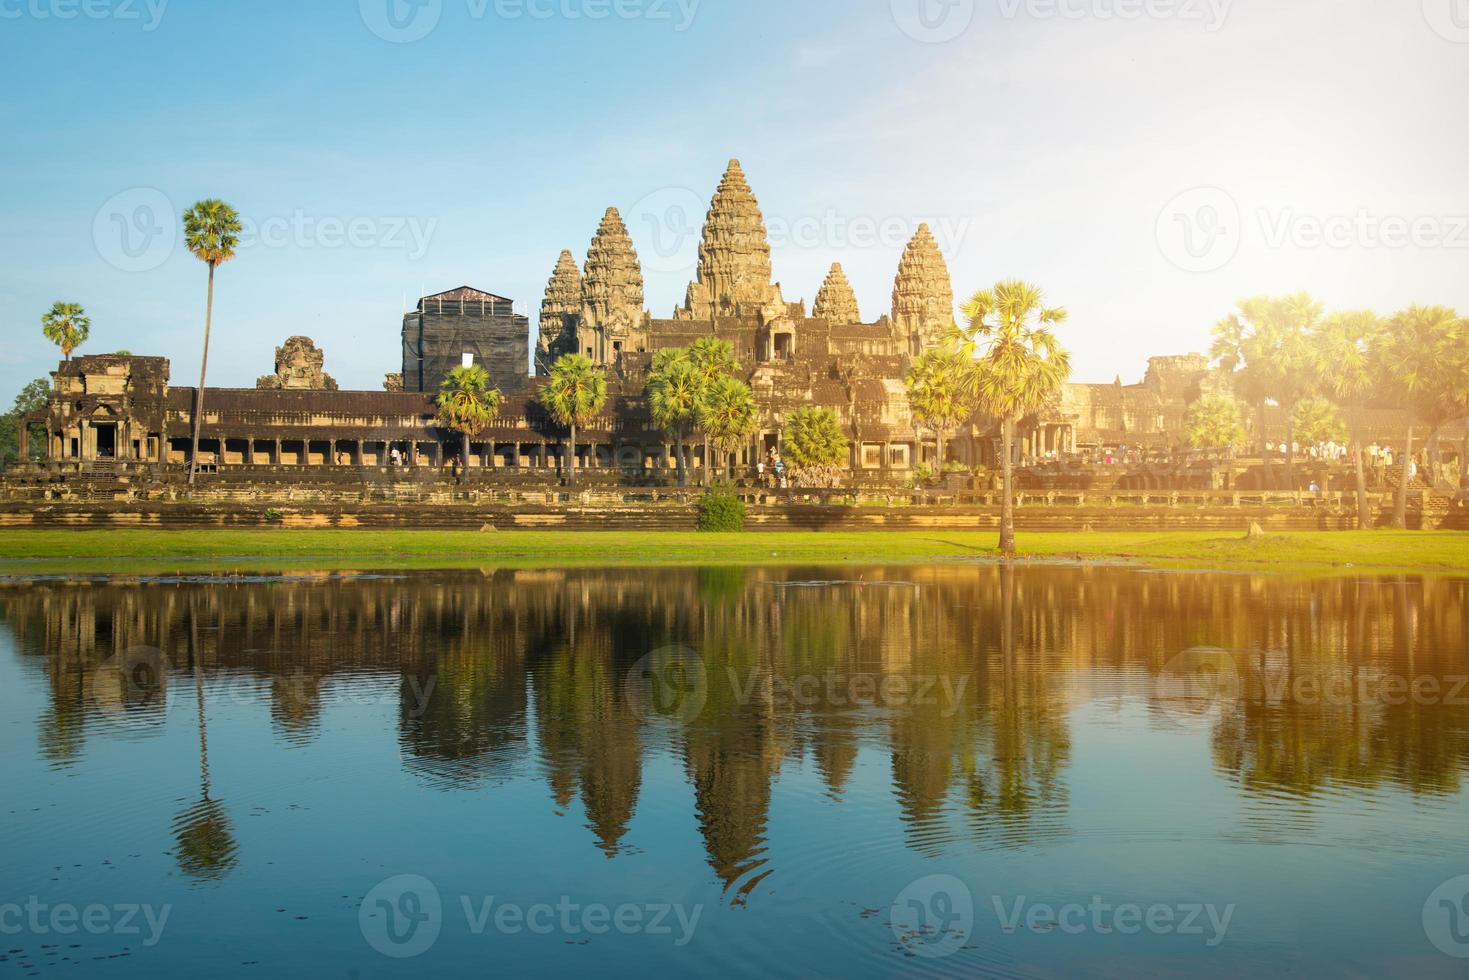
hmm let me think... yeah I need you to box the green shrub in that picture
[263,508,285,524]
[697,486,746,532]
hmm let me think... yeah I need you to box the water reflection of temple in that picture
[3,567,1466,891]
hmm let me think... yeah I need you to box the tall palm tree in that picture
[685,338,739,486]
[41,302,91,361]
[1233,294,1322,490]
[905,346,970,473]
[541,354,607,486]
[648,350,702,487]
[1376,306,1466,528]
[1212,313,1272,478]
[1312,310,1381,528]
[436,364,502,472]
[182,199,243,487]
[956,281,1071,555]
[697,375,759,479]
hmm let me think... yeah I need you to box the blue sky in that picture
[3,0,1467,400]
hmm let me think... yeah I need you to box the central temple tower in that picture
[677,159,786,322]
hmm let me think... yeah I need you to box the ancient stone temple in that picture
[537,249,582,374]
[256,336,338,391]
[891,224,956,356]
[577,208,646,364]
[812,263,861,325]
[677,159,787,322]
[40,158,1370,485]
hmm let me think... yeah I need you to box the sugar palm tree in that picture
[541,354,607,486]
[1211,313,1273,475]
[436,364,502,472]
[1232,294,1322,490]
[41,302,91,361]
[1312,311,1382,528]
[1182,395,1245,454]
[905,346,970,474]
[956,280,1071,555]
[648,350,702,487]
[783,406,849,487]
[685,338,739,486]
[183,199,243,486]
[1376,306,1466,528]
[1291,397,1346,447]
[697,375,759,479]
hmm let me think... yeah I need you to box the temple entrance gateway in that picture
[94,423,117,460]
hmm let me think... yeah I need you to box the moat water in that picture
[2,565,1468,977]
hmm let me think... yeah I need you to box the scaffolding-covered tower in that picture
[401,286,530,395]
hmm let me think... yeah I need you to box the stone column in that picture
[16,420,27,464]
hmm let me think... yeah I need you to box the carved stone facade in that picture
[812,263,861,325]
[891,224,956,356]
[537,249,582,374]
[677,159,786,322]
[577,209,646,364]
[383,373,404,392]
[256,336,338,391]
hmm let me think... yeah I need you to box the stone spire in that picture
[891,224,955,355]
[579,208,646,362]
[680,159,785,321]
[812,263,861,325]
[537,249,581,374]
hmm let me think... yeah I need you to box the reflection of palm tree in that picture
[963,564,1072,849]
[174,601,238,882]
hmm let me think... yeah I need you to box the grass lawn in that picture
[0,528,1462,575]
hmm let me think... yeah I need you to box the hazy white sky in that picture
[2,0,1466,396]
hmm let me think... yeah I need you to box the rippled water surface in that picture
[2,565,1468,977]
